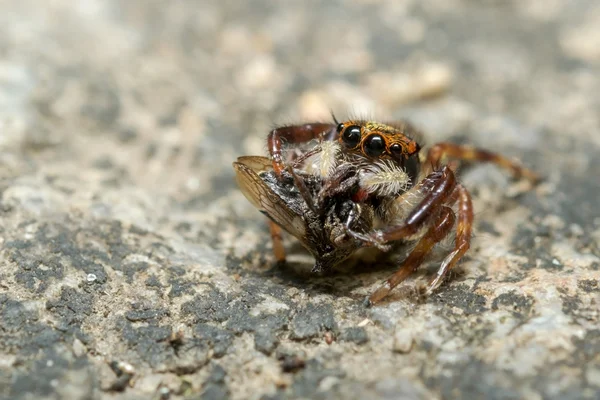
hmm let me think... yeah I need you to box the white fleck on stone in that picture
[357,318,371,327]
[86,273,97,282]
[72,338,87,357]
[393,327,414,353]
[318,376,340,392]
[250,294,290,317]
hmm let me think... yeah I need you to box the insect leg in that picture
[426,183,474,293]
[268,221,286,263]
[368,206,456,304]
[424,142,539,182]
[267,123,336,176]
[286,165,317,214]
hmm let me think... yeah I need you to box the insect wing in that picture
[233,158,307,241]
[235,155,273,171]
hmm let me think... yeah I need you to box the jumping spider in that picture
[235,117,539,304]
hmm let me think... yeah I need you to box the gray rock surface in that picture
[1,1,599,399]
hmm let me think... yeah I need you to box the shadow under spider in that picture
[256,242,473,302]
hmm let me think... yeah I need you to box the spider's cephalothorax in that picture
[238,117,541,305]
[267,119,423,200]
[335,120,423,201]
[336,120,420,163]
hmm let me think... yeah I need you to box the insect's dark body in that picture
[233,156,374,273]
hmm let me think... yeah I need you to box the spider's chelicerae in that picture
[235,117,539,304]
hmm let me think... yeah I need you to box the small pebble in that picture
[393,329,414,353]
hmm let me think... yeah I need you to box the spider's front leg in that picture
[366,166,469,304]
[267,123,336,176]
[426,182,473,294]
[424,142,540,183]
[368,206,456,304]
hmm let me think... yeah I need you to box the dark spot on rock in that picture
[175,222,192,233]
[226,310,287,336]
[577,279,598,293]
[279,353,306,373]
[201,383,230,400]
[254,328,279,355]
[423,357,521,400]
[80,80,121,127]
[287,359,346,398]
[121,261,149,283]
[168,277,195,297]
[0,296,60,355]
[571,329,600,365]
[46,286,94,324]
[290,303,338,340]
[200,362,230,399]
[560,294,581,316]
[125,308,169,322]
[145,142,157,160]
[491,291,534,317]
[194,323,234,358]
[118,127,138,143]
[180,288,231,323]
[207,363,227,383]
[145,274,162,288]
[510,226,559,271]
[11,349,91,399]
[339,327,368,345]
[92,156,115,170]
[434,284,487,315]
[117,317,207,372]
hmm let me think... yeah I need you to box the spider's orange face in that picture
[336,120,421,162]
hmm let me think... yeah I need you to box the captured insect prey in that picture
[234,117,540,305]
[233,155,375,272]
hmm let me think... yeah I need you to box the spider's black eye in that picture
[342,125,361,148]
[364,134,385,158]
[336,123,344,133]
[390,143,403,158]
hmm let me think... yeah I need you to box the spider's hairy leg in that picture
[371,166,457,243]
[424,142,540,182]
[427,183,474,293]
[269,221,286,263]
[267,123,336,177]
[368,206,455,304]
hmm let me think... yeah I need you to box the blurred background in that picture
[1,0,599,207]
[1,1,599,399]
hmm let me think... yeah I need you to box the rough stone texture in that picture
[0,1,599,399]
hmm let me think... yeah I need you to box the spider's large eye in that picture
[364,134,385,158]
[342,125,361,148]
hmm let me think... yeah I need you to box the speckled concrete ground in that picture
[0,1,599,399]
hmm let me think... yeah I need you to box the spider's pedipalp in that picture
[304,140,341,178]
[358,159,411,197]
